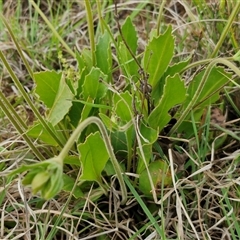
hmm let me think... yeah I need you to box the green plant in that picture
[2,1,240,239]
[3,0,239,203]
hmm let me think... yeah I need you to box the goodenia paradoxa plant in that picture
[29,65,109,145]
[26,70,75,147]
[168,58,240,136]
[10,117,127,204]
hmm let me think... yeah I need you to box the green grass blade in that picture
[28,0,75,58]
[123,174,165,238]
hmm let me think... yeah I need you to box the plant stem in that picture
[0,97,45,161]
[96,0,104,34]
[180,57,233,73]
[168,58,240,136]
[0,15,34,79]
[156,0,166,35]
[84,0,96,66]
[209,1,240,58]
[58,116,127,204]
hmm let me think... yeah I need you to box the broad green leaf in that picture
[151,57,191,102]
[63,155,81,166]
[121,17,138,53]
[68,101,84,127]
[27,122,58,146]
[119,42,139,76]
[96,30,112,76]
[125,125,135,168]
[148,74,186,130]
[82,67,108,100]
[79,48,93,72]
[76,49,93,95]
[143,26,174,90]
[77,66,87,96]
[113,91,133,122]
[76,51,85,72]
[182,66,231,120]
[34,70,62,108]
[47,74,74,126]
[140,122,158,144]
[65,76,77,95]
[164,57,191,77]
[119,17,139,76]
[62,174,83,198]
[78,132,109,182]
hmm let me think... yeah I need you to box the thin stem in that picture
[84,0,96,66]
[156,0,166,36]
[0,15,34,79]
[180,57,233,74]
[168,58,240,136]
[58,116,127,205]
[96,0,104,34]
[209,1,240,58]
[0,98,45,160]
[0,91,27,130]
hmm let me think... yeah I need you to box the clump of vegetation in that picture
[1,1,240,239]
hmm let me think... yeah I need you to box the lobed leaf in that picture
[82,67,108,100]
[96,30,112,76]
[119,17,139,76]
[47,74,74,126]
[143,26,174,91]
[121,17,138,53]
[148,74,186,130]
[34,70,62,108]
